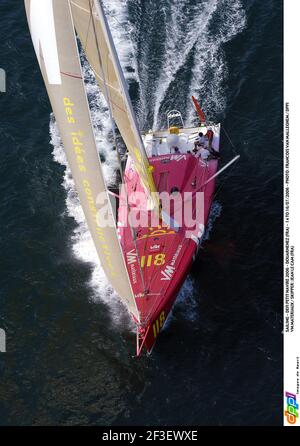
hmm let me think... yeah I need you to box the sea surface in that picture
[0,0,283,426]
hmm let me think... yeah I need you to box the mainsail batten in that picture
[24,0,140,321]
[69,0,159,211]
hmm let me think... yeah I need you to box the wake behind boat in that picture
[25,0,239,356]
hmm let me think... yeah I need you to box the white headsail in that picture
[69,0,159,211]
[24,0,140,321]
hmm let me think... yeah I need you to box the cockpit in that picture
[143,110,220,159]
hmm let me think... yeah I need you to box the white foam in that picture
[102,0,137,82]
[203,201,222,242]
[163,277,198,331]
[148,0,246,129]
[152,0,217,129]
[187,0,246,125]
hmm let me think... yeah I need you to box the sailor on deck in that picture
[202,128,221,159]
[206,128,221,159]
[171,146,181,154]
[199,147,210,161]
[206,128,214,149]
[193,146,210,161]
[194,132,207,149]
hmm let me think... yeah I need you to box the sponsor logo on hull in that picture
[161,265,176,281]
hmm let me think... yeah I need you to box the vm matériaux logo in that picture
[285,392,299,425]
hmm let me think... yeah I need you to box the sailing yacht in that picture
[25,0,239,355]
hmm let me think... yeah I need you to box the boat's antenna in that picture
[192,96,206,124]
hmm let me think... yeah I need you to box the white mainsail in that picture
[24,0,140,321]
[69,0,159,211]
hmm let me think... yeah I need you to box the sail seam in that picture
[70,1,89,14]
[60,71,82,79]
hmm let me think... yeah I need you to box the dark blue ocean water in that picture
[0,0,282,426]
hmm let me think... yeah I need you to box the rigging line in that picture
[222,125,238,155]
[212,158,239,201]
[83,7,93,52]
[90,0,147,311]
[88,0,120,171]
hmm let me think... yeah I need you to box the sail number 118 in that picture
[140,253,166,268]
[153,311,165,339]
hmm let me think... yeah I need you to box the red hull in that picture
[118,152,219,355]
